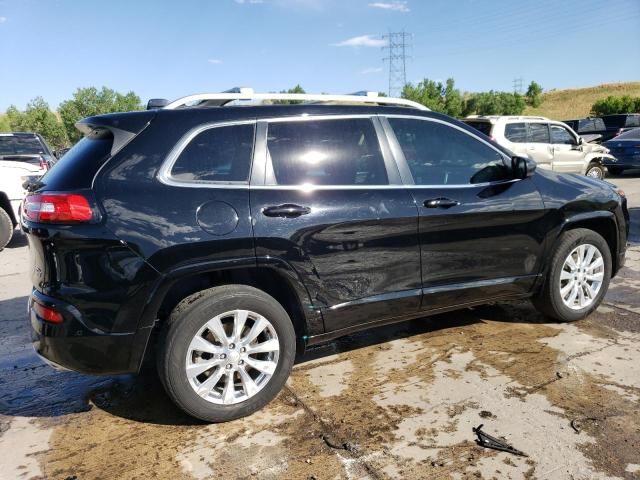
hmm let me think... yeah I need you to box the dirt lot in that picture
[1,176,639,480]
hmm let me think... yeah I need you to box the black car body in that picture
[603,127,640,173]
[22,100,629,420]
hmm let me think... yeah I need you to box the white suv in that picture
[0,133,53,249]
[463,116,615,179]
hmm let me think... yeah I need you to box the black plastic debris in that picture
[472,424,528,457]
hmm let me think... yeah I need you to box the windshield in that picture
[0,136,45,156]
[613,128,640,140]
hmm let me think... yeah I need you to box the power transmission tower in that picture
[513,77,524,94]
[383,31,411,97]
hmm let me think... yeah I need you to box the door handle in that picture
[423,198,460,209]
[262,204,311,218]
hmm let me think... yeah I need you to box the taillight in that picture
[23,193,94,223]
[39,156,48,171]
[32,302,64,324]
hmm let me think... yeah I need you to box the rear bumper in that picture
[29,290,152,375]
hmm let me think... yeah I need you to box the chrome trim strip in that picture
[328,288,422,311]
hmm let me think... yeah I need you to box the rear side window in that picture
[389,118,508,185]
[593,118,606,130]
[40,129,113,190]
[626,115,640,127]
[504,123,527,143]
[171,124,254,183]
[266,118,388,186]
[527,123,550,143]
[464,121,493,137]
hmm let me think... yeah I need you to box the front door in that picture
[524,122,554,170]
[250,116,422,333]
[384,116,546,312]
[550,124,585,173]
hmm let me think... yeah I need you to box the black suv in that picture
[23,95,629,422]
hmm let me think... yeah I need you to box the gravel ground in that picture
[0,175,639,480]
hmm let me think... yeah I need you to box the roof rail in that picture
[163,91,429,111]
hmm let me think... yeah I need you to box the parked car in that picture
[23,92,628,422]
[463,115,615,179]
[0,133,52,249]
[602,127,640,175]
[563,115,639,143]
[601,114,640,140]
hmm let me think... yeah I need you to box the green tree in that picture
[525,81,543,107]
[274,84,306,104]
[402,78,462,116]
[591,95,640,115]
[463,91,526,116]
[58,86,143,143]
[5,97,68,149]
[0,115,10,132]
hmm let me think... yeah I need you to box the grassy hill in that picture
[524,82,640,120]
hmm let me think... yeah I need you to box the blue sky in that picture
[0,0,639,111]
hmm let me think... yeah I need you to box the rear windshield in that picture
[0,136,45,157]
[463,121,493,137]
[613,128,640,140]
[39,130,113,190]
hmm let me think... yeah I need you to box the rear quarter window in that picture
[39,129,113,190]
[170,124,254,183]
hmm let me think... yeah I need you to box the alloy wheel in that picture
[559,244,605,310]
[185,309,280,405]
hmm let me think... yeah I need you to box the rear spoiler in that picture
[75,110,157,156]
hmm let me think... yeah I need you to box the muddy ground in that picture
[1,176,639,480]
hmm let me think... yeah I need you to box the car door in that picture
[550,124,585,173]
[524,122,554,169]
[250,115,422,333]
[382,115,546,312]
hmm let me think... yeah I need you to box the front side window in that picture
[504,123,527,143]
[266,118,388,186]
[171,124,254,183]
[389,118,509,185]
[527,123,550,143]
[551,125,576,145]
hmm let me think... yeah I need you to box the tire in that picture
[607,166,624,176]
[0,208,14,251]
[532,228,611,322]
[585,162,604,179]
[157,285,296,422]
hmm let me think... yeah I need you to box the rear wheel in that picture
[585,162,605,179]
[0,208,14,251]
[157,285,296,422]
[532,228,611,322]
[607,166,624,176]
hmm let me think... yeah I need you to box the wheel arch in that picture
[134,257,323,371]
[0,192,17,226]
[560,212,618,273]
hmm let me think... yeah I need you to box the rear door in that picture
[250,115,422,333]
[383,116,546,311]
[549,124,585,173]
[524,122,554,169]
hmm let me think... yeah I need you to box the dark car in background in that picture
[602,114,640,139]
[603,127,640,175]
[22,92,629,422]
[0,132,56,169]
[563,117,608,141]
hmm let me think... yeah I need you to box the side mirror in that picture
[512,156,536,179]
[147,98,169,110]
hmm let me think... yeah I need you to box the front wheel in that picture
[157,285,296,422]
[585,162,605,179]
[532,228,611,322]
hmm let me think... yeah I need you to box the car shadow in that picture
[6,229,28,249]
[0,293,546,426]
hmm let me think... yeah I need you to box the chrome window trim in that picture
[157,119,256,188]
[381,114,514,187]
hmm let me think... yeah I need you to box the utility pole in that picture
[513,77,524,95]
[383,31,411,97]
